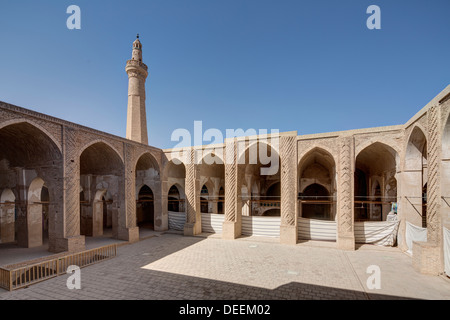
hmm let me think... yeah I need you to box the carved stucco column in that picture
[119,143,139,243]
[184,149,201,236]
[223,139,241,239]
[280,135,298,244]
[413,105,444,274]
[59,126,85,253]
[337,136,355,250]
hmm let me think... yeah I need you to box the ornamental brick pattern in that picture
[426,105,442,244]
[280,135,297,227]
[63,126,80,239]
[185,149,198,224]
[338,136,353,235]
[225,140,237,223]
[124,143,136,228]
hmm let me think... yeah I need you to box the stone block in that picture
[412,241,442,275]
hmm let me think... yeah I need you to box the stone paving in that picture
[0,232,449,301]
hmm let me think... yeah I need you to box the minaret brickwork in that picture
[126,35,149,145]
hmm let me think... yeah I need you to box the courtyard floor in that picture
[0,232,449,301]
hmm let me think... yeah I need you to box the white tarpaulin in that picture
[201,213,225,234]
[444,227,450,277]
[298,217,336,241]
[241,216,281,238]
[405,221,427,254]
[168,211,186,231]
[354,221,399,246]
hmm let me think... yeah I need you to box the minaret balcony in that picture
[126,59,148,71]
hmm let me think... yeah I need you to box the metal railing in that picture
[0,243,117,291]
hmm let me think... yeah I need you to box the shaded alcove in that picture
[354,142,398,221]
[238,141,281,217]
[168,185,183,212]
[298,148,336,221]
[79,142,124,239]
[200,184,209,213]
[301,183,331,220]
[165,160,186,213]
[137,185,154,229]
[0,122,63,250]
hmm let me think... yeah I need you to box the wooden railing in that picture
[0,243,117,291]
[0,267,10,291]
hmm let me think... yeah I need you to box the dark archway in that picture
[80,141,124,239]
[301,184,330,220]
[168,185,182,212]
[262,182,281,216]
[298,147,336,221]
[238,141,281,217]
[0,122,62,250]
[137,185,154,229]
[201,185,209,213]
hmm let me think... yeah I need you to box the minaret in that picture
[126,34,149,144]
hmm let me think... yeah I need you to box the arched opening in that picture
[0,189,16,244]
[27,177,47,248]
[200,185,209,213]
[0,122,62,250]
[261,182,280,216]
[135,152,160,230]
[80,141,124,240]
[168,185,183,212]
[263,209,281,217]
[198,153,226,233]
[137,185,154,230]
[199,155,225,215]
[298,148,336,221]
[301,184,331,220]
[237,140,281,238]
[354,142,398,221]
[165,160,186,212]
[404,127,427,227]
[238,141,281,217]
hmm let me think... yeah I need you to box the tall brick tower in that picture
[126,34,149,145]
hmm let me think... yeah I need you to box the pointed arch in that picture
[135,151,160,174]
[168,183,184,213]
[298,147,336,221]
[137,184,154,229]
[355,142,399,221]
[0,121,62,167]
[163,160,186,182]
[405,125,427,171]
[79,141,124,175]
[0,119,62,153]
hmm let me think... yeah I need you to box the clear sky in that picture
[0,0,449,149]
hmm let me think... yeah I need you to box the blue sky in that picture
[0,0,449,149]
